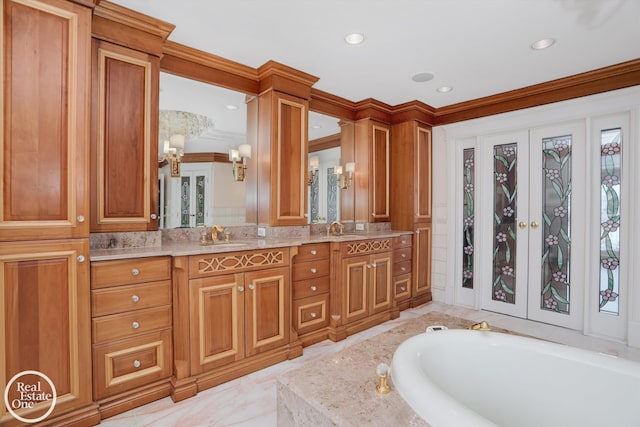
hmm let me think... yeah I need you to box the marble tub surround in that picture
[90,230,162,249]
[277,312,498,427]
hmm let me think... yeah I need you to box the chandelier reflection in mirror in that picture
[159,110,215,177]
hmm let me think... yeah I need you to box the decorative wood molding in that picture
[309,133,341,152]
[309,88,356,121]
[92,0,175,56]
[390,100,437,126]
[353,98,393,123]
[195,250,286,275]
[257,60,319,99]
[345,239,391,255]
[434,58,640,125]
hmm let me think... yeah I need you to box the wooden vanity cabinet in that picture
[331,239,398,339]
[292,243,331,346]
[171,247,297,398]
[90,256,173,419]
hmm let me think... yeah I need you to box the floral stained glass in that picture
[540,135,572,314]
[599,128,621,315]
[492,143,517,303]
[180,176,191,227]
[195,175,205,226]
[327,167,338,223]
[309,172,319,222]
[462,149,475,289]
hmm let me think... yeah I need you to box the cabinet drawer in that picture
[292,276,330,300]
[394,247,412,263]
[394,274,412,302]
[93,329,172,399]
[393,260,412,276]
[293,293,329,335]
[394,235,412,248]
[292,259,330,281]
[91,256,171,289]
[294,243,330,262]
[91,280,171,317]
[92,305,172,344]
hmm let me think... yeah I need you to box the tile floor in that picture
[100,301,640,426]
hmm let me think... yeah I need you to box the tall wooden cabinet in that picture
[391,120,433,306]
[89,1,174,232]
[90,40,159,232]
[1,0,99,425]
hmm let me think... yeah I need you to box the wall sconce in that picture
[307,155,319,186]
[335,162,355,189]
[229,143,251,181]
[162,134,185,178]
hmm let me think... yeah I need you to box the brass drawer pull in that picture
[131,268,140,276]
[133,360,141,368]
[131,295,140,303]
[132,321,140,329]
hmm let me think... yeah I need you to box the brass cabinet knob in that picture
[518,221,527,229]
[310,312,317,319]
[310,285,317,291]
[400,286,406,292]
[531,221,539,229]
[310,268,317,273]
[310,250,317,255]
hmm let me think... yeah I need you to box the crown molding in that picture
[309,133,341,153]
[257,61,319,99]
[309,89,357,121]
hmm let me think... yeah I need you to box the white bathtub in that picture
[391,329,640,427]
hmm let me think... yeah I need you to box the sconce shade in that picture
[228,148,240,162]
[334,165,343,175]
[345,162,356,173]
[169,134,185,150]
[238,143,252,158]
[309,156,319,170]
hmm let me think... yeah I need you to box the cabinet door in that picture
[370,123,390,222]
[91,40,159,232]
[342,255,370,324]
[245,267,290,356]
[189,274,244,373]
[414,224,432,297]
[415,125,432,221]
[0,239,93,422]
[370,254,392,314]
[0,0,91,241]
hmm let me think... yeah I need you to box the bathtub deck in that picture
[277,311,520,426]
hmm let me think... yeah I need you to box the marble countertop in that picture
[89,230,412,261]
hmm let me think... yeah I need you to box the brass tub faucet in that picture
[469,321,491,331]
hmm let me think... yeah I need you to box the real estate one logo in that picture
[3,370,57,423]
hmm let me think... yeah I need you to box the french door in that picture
[479,121,586,329]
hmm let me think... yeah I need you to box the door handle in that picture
[530,221,539,229]
[518,221,527,229]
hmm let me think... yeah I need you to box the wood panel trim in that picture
[309,88,356,121]
[416,125,432,220]
[104,340,165,387]
[96,46,151,225]
[434,58,640,125]
[276,96,307,222]
[193,250,287,275]
[249,273,286,348]
[93,0,174,41]
[371,124,390,220]
[258,60,319,99]
[345,239,391,255]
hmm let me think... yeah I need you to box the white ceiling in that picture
[116,0,639,109]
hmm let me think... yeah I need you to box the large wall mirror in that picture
[308,111,352,224]
[158,72,254,228]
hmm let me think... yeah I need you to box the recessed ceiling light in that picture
[344,33,365,45]
[530,38,555,50]
[225,104,239,110]
[436,86,453,93]
[412,72,435,83]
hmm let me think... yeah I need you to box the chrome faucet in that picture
[211,225,224,242]
[328,221,344,235]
